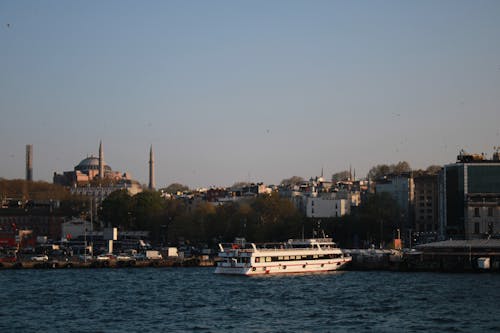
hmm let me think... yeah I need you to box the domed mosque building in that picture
[53,142,145,199]
[73,156,113,181]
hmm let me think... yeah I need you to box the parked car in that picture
[79,254,93,261]
[96,254,115,261]
[133,253,147,261]
[116,254,133,261]
[0,256,16,263]
[31,255,49,262]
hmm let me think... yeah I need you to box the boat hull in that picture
[214,258,351,276]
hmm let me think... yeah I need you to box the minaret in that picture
[148,145,155,190]
[98,141,104,179]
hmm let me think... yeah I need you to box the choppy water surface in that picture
[1,268,499,332]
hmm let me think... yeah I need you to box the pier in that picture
[344,239,500,272]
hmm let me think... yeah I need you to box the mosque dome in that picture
[75,156,112,173]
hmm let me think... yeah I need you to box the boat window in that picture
[255,257,260,263]
[265,257,272,262]
[284,256,289,260]
[278,256,283,260]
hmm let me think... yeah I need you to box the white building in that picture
[61,218,94,241]
[306,196,349,218]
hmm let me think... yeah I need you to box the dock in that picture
[344,239,500,272]
[403,239,500,272]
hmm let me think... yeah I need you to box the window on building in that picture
[474,223,480,234]
[474,208,480,218]
[488,207,494,217]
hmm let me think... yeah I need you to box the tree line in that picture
[97,189,403,249]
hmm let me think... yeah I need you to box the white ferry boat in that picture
[214,238,351,275]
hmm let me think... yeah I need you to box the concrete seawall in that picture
[0,257,215,270]
[344,246,500,273]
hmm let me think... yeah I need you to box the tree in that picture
[367,165,391,180]
[425,165,442,175]
[131,191,166,231]
[0,179,70,200]
[331,170,351,183]
[358,192,401,246]
[162,183,189,194]
[393,161,411,174]
[280,176,304,187]
[99,190,133,229]
[250,192,302,241]
[367,161,411,179]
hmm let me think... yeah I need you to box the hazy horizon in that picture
[1,1,499,188]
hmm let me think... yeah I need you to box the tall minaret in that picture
[148,145,155,190]
[98,141,104,179]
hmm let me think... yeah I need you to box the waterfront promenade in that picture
[3,241,500,273]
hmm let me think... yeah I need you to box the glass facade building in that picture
[440,162,500,239]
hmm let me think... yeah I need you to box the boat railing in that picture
[218,243,257,252]
[219,238,337,252]
[219,243,289,252]
[288,238,335,244]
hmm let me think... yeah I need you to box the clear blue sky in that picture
[1,1,499,188]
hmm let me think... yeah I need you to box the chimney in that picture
[26,144,33,181]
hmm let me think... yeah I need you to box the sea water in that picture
[1,268,499,332]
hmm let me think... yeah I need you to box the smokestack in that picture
[26,144,33,181]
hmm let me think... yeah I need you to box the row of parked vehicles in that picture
[29,250,164,263]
